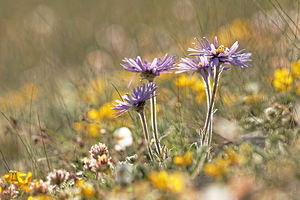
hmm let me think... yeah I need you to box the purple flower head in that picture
[188,36,251,68]
[112,82,158,116]
[121,54,176,85]
[176,56,211,83]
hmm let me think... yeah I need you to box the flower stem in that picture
[138,111,154,162]
[148,80,162,158]
[201,65,223,147]
[150,91,162,155]
[201,76,211,147]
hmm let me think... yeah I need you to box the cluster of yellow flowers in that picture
[174,74,208,104]
[273,60,300,92]
[149,171,185,193]
[173,151,193,167]
[273,68,293,92]
[203,148,246,178]
[0,83,38,111]
[3,171,32,193]
[87,103,114,122]
[73,102,115,137]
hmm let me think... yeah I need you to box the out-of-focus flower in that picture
[46,169,70,187]
[88,123,100,138]
[83,143,113,173]
[89,143,109,159]
[98,103,115,120]
[149,171,185,193]
[121,54,176,84]
[87,103,115,122]
[218,19,251,47]
[0,184,19,199]
[114,127,133,151]
[176,56,210,83]
[204,158,230,178]
[225,149,246,165]
[291,60,300,79]
[243,94,264,104]
[89,154,112,172]
[173,152,193,167]
[296,87,300,95]
[28,195,52,200]
[73,122,84,132]
[201,184,234,200]
[112,82,157,116]
[174,74,208,104]
[76,180,96,198]
[189,36,251,68]
[273,68,293,92]
[29,180,50,196]
[174,74,197,88]
[115,162,133,185]
[87,109,99,120]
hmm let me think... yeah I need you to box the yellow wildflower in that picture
[203,158,230,177]
[16,172,32,193]
[98,103,114,120]
[88,123,100,137]
[273,68,293,92]
[77,180,96,198]
[3,171,26,185]
[173,152,193,167]
[149,171,185,193]
[225,149,245,165]
[291,60,300,79]
[73,122,85,132]
[87,109,99,120]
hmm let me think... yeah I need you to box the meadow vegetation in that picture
[0,0,299,199]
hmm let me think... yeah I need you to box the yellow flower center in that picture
[215,47,225,54]
[198,62,202,67]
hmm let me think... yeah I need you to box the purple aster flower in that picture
[188,36,251,68]
[121,54,176,85]
[176,56,211,83]
[112,82,158,116]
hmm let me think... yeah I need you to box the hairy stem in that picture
[201,76,211,146]
[148,79,162,158]
[201,66,223,146]
[138,111,154,162]
[150,91,162,156]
